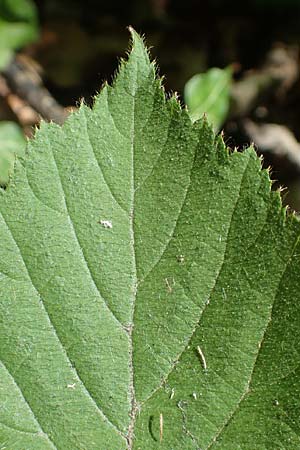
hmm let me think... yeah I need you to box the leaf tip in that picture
[127,25,147,53]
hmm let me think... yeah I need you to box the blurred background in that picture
[1,0,300,210]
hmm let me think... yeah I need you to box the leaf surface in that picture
[1,30,300,450]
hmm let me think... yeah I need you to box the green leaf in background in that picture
[1,29,300,449]
[0,121,26,185]
[184,66,232,131]
[0,0,39,69]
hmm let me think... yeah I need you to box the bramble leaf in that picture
[184,67,232,130]
[0,121,26,185]
[1,29,300,450]
[0,0,39,69]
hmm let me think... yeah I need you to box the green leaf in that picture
[184,67,232,131]
[0,121,26,185]
[1,29,300,449]
[0,0,38,69]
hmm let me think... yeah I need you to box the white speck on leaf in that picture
[159,413,163,442]
[99,220,113,229]
[197,345,207,370]
[222,288,227,300]
[67,383,76,389]
[177,254,185,263]
[165,277,175,293]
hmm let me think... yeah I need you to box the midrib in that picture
[127,61,138,449]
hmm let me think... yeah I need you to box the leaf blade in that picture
[184,67,232,130]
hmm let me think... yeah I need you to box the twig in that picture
[3,55,69,125]
[230,45,299,118]
[244,119,300,172]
